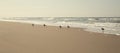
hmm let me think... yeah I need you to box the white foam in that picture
[0,17,120,35]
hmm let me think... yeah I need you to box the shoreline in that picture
[0,20,118,36]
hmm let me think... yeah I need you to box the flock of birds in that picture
[31,24,70,28]
[31,24,105,33]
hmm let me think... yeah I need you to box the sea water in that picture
[0,17,120,35]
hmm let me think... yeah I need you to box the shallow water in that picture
[0,17,120,35]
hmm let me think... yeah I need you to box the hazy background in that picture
[0,0,120,17]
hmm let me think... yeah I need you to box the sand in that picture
[0,21,120,53]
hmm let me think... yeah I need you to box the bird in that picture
[101,28,105,33]
[32,24,34,27]
[59,25,62,28]
[43,24,46,27]
[67,25,70,28]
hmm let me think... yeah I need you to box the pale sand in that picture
[0,21,120,53]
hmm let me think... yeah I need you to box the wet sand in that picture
[0,21,120,53]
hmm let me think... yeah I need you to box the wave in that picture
[0,17,120,35]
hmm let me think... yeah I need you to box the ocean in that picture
[0,17,120,35]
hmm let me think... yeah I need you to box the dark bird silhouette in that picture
[101,28,105,33]
[32,24,34,27]
[59,25,62,28]
[67,25,70,28]
[43,24,46,27]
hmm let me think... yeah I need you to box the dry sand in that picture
[0,21,120,53]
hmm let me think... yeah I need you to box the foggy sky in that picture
[0,0,120,17]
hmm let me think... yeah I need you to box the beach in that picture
[0,21,120,53]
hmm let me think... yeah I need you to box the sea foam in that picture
[0,17,120,35]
